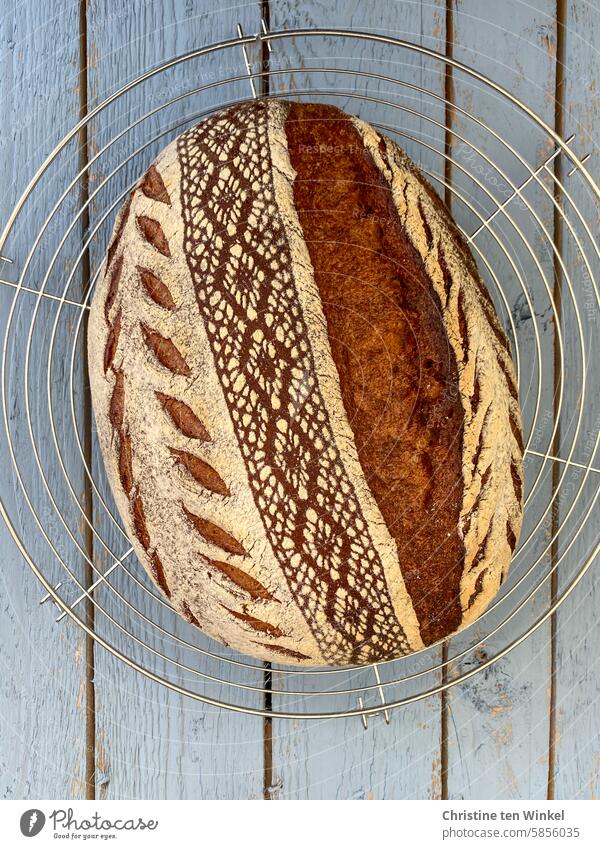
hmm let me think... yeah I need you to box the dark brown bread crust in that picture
[285,102,465,645]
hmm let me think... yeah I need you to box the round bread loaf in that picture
[88,99,524,666]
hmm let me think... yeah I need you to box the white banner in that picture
[0,799,598,847]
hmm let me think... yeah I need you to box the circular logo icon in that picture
[19,809,46,837]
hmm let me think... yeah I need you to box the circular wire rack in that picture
[1,26,599,722]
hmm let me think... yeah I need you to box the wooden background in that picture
[0,0,599,799]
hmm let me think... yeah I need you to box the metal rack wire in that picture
[0,24,598,723]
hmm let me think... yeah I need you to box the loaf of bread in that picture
[88,99,524,666]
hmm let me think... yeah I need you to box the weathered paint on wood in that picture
[552,0,600,800]
[85,0,265,799]
[266,0,447,800]
[0,0,88,798]
[443,0,557,800]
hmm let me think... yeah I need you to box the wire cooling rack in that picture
[0,25,599,723]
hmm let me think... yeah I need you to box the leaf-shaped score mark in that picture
[170,448,230,496]
[221,605,284,638]
[182,601,200,626]
[141,323,191,376]
[150,551,171,598]
[104,307,122,373]
[137,265,176,310]
[182,505,246,557]
[109,369,125,432]
[201,554,277,601]
[139,165,172,206]
[132,492,150,551]
[106,195,132,269]
[252,642,311,661]
[155,392,211,441]
[104,254,124,321]
[136,214,171,257]
[118,428,134,495]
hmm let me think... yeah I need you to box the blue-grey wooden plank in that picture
[267,0,447,799]
[552,0,600,800]
[0,0,88,798]
[444,0,557,799]
[85,0,266,799]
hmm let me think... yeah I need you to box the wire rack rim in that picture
[0,30,598,716]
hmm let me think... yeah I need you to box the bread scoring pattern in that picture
[88,98,523,666]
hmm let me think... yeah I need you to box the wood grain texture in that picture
[267,0,447,799]
[551,0,600,800]
[443,0,557,799]
[85,0,265,799]
[0,0,88,798]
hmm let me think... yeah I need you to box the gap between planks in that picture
[78,0,96,802]
[548,0,568,802]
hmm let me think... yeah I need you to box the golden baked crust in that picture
[88,99,524,666]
